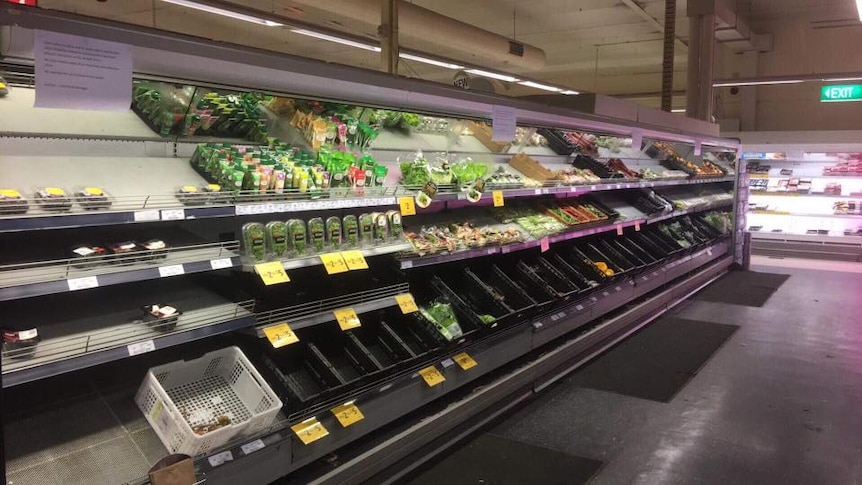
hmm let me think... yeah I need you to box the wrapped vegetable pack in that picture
[420,302,463,341]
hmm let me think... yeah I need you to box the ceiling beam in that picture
[620,0,688,48]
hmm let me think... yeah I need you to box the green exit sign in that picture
[821,84,862,102]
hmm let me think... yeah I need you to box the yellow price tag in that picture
[0,83,6,90]
[331,402,365,427]
[453,352,478,370]
[492,190,504,207]
[395,293,419,314]
[341,250,369,270]
[255,261,290,285]
[333,307,361,330]
[418,365,445,387]
[263,323,299,349]
[319,252,349,274]
[290,418,329,445]
[399,196,416,216]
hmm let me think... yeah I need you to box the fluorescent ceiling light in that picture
[466,69,520,83]
[160,0,283,26]
[857,0,862,21]
[519,81,562,92]
[291,29,382,52]
[713,79,803,87]
[399,53,464,70]
[560,90,580,95]
[671,109,686,113]
[822,77,862,82]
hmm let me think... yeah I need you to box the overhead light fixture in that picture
[518,81,561,92]
[399,53,464,70]
[671,109,686,113]
[857,0,862,21]
[160,0,283,26]
[560,90,580,95]
[822,76,862,82]
[291,29,382,52]
[466,69,520,83]
[713,79,803,87]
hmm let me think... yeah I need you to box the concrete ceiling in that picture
[26,0,862,110]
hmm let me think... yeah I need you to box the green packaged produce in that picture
[386,210,403,239]
[287,219,307,255]
[241,222,266,262]
[308,217,325,252]
[343,215,359,247]
[420,302,463,341]
[326,216,343,248]
[358,213,374,244]
[265,221,288,259]
[374,213,389,242]
[230,168,245,192]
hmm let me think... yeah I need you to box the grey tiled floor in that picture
[490,265,862,485]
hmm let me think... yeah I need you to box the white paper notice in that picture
[491,105,517,142]
[34,30,132,111]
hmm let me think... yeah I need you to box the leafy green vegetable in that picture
[451,159,489,185]
[400,159,431,186]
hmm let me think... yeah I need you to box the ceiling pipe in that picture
[282,0,546,71]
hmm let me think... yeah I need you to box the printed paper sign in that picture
[491,105,517,142]
[34,30,132,111]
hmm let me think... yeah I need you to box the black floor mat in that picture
[693,270,790,307]
[568,317,739,402]
[406,433,603,485]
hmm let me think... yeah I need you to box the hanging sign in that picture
[821,85,862,103]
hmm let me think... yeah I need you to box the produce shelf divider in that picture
[253,283,410,335]
[0,241,241,301]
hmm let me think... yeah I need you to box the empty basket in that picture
[136,346,283,456]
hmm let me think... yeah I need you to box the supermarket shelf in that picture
[435,175,734,203]
[186,240,731,485]
[0,86,264,145]
[749,231,862,244]
[2,300,257,388]
[0,175,735,232]
[750,231,862,262]
[0,242,241,301]
[0,87,160,141]
[749,174,862,181]
[253,283,410,336]
[399,200,732,266]
[749,210,862,219]
[240,242,412,272]
[1,244,731,485]
[400,245,501,269]
[749,191,850,198]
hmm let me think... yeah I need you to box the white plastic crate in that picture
[136,346,282,456]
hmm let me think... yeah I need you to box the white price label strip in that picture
[67,276,99,291]
[210,258,234,270]
[241,439,265,455]
[158,264,185,278]
[208,450,234,468]
[160,209,185,221]
[127,340,155,356]
[133,209,160,222]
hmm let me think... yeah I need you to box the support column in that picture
[686,10,715,121]
[380,0,399,75]
[661,0,677,112]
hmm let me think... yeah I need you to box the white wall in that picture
[717,13,862,132]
